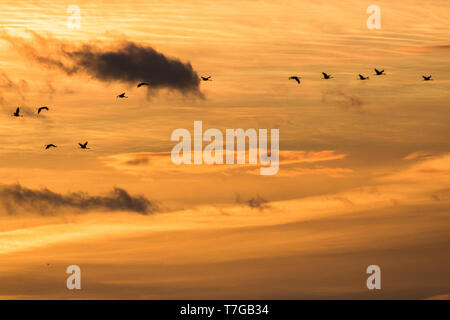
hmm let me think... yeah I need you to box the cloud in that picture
[384,153,450,184]
[404,45,450,52]
[0,72,29,99]
[274,167,353,178]
[0,72,30,109]
[1,32,201,95]
[403,151,432,160]
[0,184,158,215]
[101,150,348,176]
[322,89,365,110]
[236,194,270,210]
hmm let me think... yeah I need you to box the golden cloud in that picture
[100,150,349,177]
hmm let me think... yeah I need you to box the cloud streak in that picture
[236,194,270,210]
[102,150,348,176]
[322,89,365,111]
[0,184,158,215]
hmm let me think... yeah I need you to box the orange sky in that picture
[0,0,449,299]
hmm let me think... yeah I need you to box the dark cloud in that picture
[1,32,201,95]
[322,89,365,111]
[125,158,149,166]
[0,184,159,215]
[236,194,270,211]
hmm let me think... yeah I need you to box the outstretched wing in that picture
[15,107,19,114]
[322,72,327,77]
[38,106,48,114]
[374,68,380,74]
[289,76,300,84]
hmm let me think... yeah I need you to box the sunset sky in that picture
[0,0,449,299]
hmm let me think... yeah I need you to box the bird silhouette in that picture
[374,68,385,75]
[79,141,89,149]
[37,106,49,114]
[137,82,149,88]
[117,92,128,98]
[45,144,57,149]
[322,72,333,79]
[12,107,22,117]
[201,76,212,81]
[358,74,370,80]
[289,76,301,84]
[422,75,433,81]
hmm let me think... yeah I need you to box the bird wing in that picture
[322,72,327,77]
[375,68,380,73]
[15,107,19,113]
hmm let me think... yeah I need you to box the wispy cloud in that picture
[404,45,450,52]
[0,184,159,215]
[322,89,365,111]
[403,151,432,160]
[101,150,348,176]
[236,194,270,210]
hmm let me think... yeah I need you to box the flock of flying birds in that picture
[11,71,434,151]
[11,82,153,150]
[287,68,434,84]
